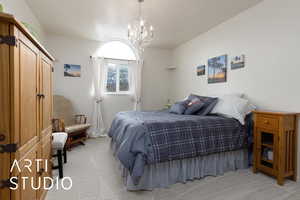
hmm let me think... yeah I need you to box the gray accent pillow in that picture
[184,98,205,115]
[187,94,219,116]
[197,98,218,116]
[169,100,189,114]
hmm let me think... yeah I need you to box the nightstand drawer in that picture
[256,116,279,130]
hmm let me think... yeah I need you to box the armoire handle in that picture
[37,94,45,98]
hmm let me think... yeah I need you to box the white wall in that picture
[170,0,300,179]
[0,0,46,43]
[45,34,99,125]
[142,49,172,110]
[45,34,172,129]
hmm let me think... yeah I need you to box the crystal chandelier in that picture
[127,0,154,51]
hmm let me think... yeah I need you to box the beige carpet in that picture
[47,138,300,200]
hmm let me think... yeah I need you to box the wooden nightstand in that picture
[253,110,298,185]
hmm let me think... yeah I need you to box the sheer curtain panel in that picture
[90,57,106,137]
[132,60,144,111]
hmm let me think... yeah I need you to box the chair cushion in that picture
[52,132,68,150]
[65,124,91,133]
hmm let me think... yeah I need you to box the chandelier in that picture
[127,0,154,51]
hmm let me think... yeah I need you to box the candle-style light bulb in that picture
[127,25,131,38]
[150,25,154,37]
[140,19,145,26]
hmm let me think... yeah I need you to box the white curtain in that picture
[89,57,106,137]
[132,59,144,111]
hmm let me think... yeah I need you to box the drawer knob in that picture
[0,134,5,142]
[264,120,269,124]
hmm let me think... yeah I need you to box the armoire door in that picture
[40,55,53,137]
[38,54,53,199]
[0,22,11,200]
[11,29,40,200]
[18,32,40,148]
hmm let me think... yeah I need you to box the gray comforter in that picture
[108,111,246,184]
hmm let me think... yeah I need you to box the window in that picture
[104,61,131,94]
[96,41,137,61]
[96,41,137,95]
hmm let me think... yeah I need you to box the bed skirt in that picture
[111,143,248,190]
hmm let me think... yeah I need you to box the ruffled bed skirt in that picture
[111,142,248,190]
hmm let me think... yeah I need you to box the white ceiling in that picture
[26,0,262,49]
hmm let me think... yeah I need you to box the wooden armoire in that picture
[0,13,54,200]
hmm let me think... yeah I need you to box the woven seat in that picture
[65,124,91,133]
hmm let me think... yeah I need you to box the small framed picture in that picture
[64,64,81,77]
[231,55,245,70]
[197,65,205,76]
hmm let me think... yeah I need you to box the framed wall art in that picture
[208,55,227,84]
[197,65,205,76]
[64,64,81,77]
[231,55,245,70]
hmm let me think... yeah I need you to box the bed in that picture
[109,110,249,190]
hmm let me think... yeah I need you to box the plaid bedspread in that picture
[109,111,246,184]
[147,114,246,163]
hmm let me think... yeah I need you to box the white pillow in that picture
[245,103,256,115]
[211,95,255,125]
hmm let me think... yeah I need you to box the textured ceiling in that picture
[26,0,262,49]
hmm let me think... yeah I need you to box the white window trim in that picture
[103,59,133,95]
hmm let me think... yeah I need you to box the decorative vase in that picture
[0,4,4,12]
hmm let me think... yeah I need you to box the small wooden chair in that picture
[53,95,91,150]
